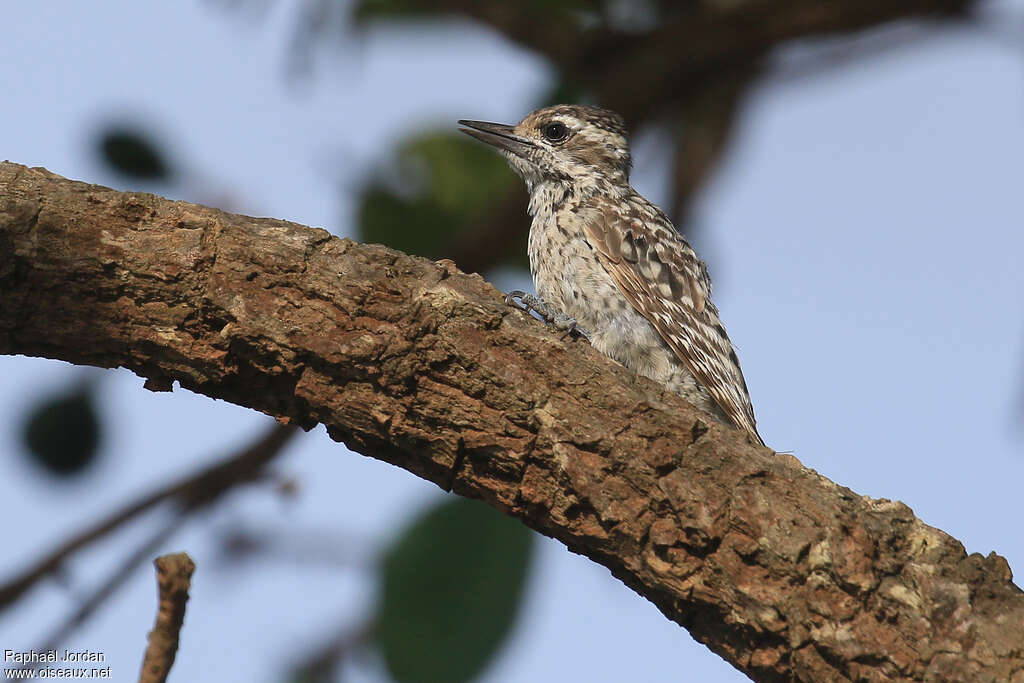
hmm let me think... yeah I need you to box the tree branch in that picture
[138,553,195,683]
[1,162,1021,681]
[432,0,975,126]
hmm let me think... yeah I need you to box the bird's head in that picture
[459,104,632,191]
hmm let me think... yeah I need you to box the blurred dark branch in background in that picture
[2,421,295,673]
[582,0,970,123]
[2,163,1022,682]
[439,0,971,125]
[0,422,296,613]
[667,72,753,220]
[350,0,977,262]
[5,422,295,675]
[287,615,375,682]
[20,513,185,675]
[215,522,375,570]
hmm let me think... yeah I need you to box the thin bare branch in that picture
[0,422,298,612]
[138,553,196,683]
[23,513,185,675]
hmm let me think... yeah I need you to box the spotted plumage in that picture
[459,105,762,444]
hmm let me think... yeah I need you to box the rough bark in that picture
[138,553,195,683]
[1,162,1021,682]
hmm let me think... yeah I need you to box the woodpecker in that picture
[459,105,762,445]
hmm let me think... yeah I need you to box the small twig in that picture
[0,421,299,611]
[138,553,196,683]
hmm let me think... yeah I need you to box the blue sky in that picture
[1,2,1023,681]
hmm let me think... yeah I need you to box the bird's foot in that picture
[504,291,591,343]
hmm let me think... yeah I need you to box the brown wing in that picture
[584,200,762,444]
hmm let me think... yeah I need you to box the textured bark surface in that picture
[1,162,1022,682]
[138,553,195,683]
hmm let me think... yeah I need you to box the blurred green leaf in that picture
[97,126,171,180]
[375,497,534,683]
[360,187,460,259]
[357,132,519,262]
[22,383,102,477]
[402,134,511,216]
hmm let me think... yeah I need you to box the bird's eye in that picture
[540,122,569,143]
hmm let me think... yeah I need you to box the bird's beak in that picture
[458,119,534,158]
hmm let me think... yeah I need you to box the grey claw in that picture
[551,312,591,343]
[560,322,591,343]
[504,290,591,344]
[504,290,528,311]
